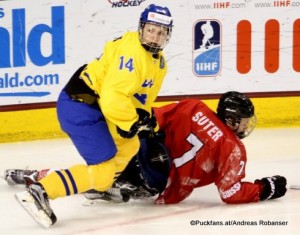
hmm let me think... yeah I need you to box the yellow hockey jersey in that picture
[80,31,168,132]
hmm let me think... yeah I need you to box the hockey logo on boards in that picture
[193,20,221,77]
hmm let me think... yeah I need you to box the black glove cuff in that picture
[255,177,275,201]
[117,122,139,139]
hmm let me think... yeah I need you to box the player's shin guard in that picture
[39,163,116,200]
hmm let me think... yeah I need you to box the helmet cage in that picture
[138,4,173,54]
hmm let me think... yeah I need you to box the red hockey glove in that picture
[255,175,287,201]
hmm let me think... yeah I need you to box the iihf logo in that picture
[193,20,221,76]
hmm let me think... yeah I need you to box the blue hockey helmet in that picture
[140,4,173,28]
[138,4,173,53]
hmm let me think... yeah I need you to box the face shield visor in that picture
[234,115,257,139]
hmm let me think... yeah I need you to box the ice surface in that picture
[1,128,299,235]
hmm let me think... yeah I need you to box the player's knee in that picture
[88,159,116,191]
[119,136,140,160]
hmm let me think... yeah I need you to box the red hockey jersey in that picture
[153,99,261,204]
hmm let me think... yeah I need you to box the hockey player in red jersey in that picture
[88,91,287,204]
[5,91,287,205]
[153,93,261,204]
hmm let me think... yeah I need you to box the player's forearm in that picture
[218,181,261,204]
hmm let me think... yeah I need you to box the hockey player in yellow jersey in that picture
[15,4,173,228]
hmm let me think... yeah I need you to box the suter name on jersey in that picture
[192,111,223,141]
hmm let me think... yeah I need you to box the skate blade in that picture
[15,191,53,228]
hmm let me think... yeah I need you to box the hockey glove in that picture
[117,109,154,138]
[255,175,287,201]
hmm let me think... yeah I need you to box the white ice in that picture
[0,128,299,235]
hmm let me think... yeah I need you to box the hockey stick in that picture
[290,185,300,190]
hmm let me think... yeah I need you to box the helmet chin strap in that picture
[141,43,161,54]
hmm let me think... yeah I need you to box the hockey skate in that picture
[4,169,49,186]
[84,181,133,204]
[15,183,57,228]
[83,181,154,205]
[4,169,38,186]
